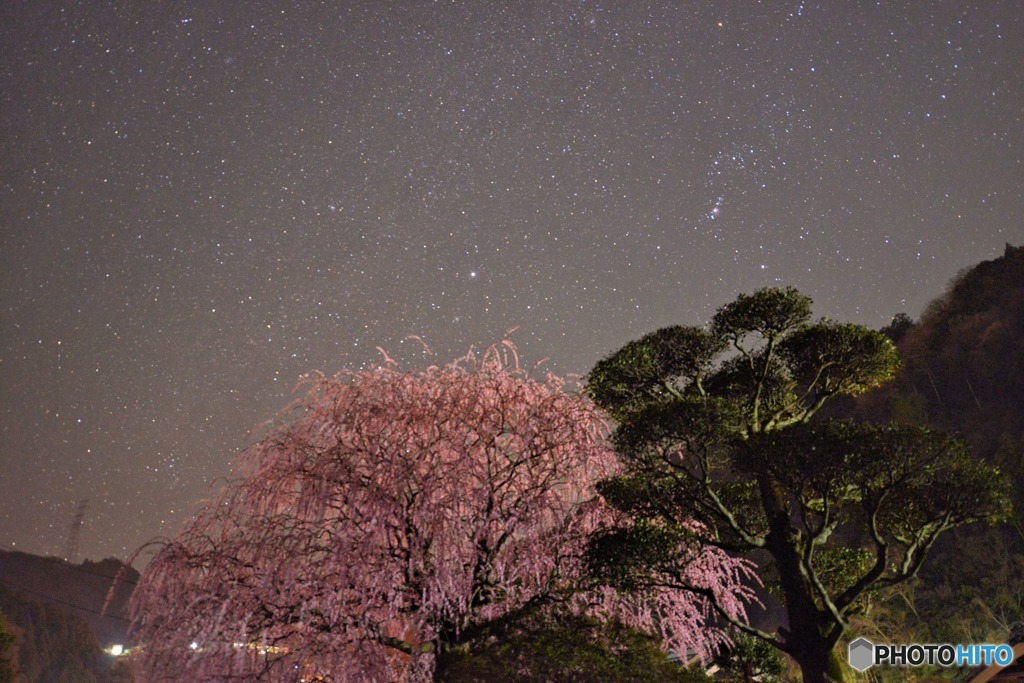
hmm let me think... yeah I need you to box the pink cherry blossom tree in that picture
[130,342,757,682]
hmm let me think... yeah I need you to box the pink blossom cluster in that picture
[130,343,754,681]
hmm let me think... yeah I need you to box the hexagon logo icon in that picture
[848,637,875,672]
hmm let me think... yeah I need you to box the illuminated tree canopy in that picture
[131,343,755,682]
[585,288,1012,683]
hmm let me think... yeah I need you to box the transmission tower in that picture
[62,499,88,563]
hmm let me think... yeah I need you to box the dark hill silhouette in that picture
[839,244,1024,645]
[0,549,137,648]
[850,243,1024,460]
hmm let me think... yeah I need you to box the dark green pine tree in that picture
[585,287,1012,683]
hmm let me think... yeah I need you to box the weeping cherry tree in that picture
[131,341,757,682]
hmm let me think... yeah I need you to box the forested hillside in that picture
[0,550,136,682]
[847,244,1024,647]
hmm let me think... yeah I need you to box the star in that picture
[0,0,1020,562]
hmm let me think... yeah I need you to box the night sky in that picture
[2,2,1022,563]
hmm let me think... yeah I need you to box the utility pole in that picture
[62,499,88,563]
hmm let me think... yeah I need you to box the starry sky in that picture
[1,1,1022,563]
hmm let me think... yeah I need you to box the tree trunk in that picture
[775,559,848,683]
[759,475,848,682]
[792,645,847,683]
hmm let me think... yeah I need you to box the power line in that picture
[0,542,140,587]
[0,583,131,624]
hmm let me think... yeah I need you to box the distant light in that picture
[190,641,200,650]
[110,644,124,656]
